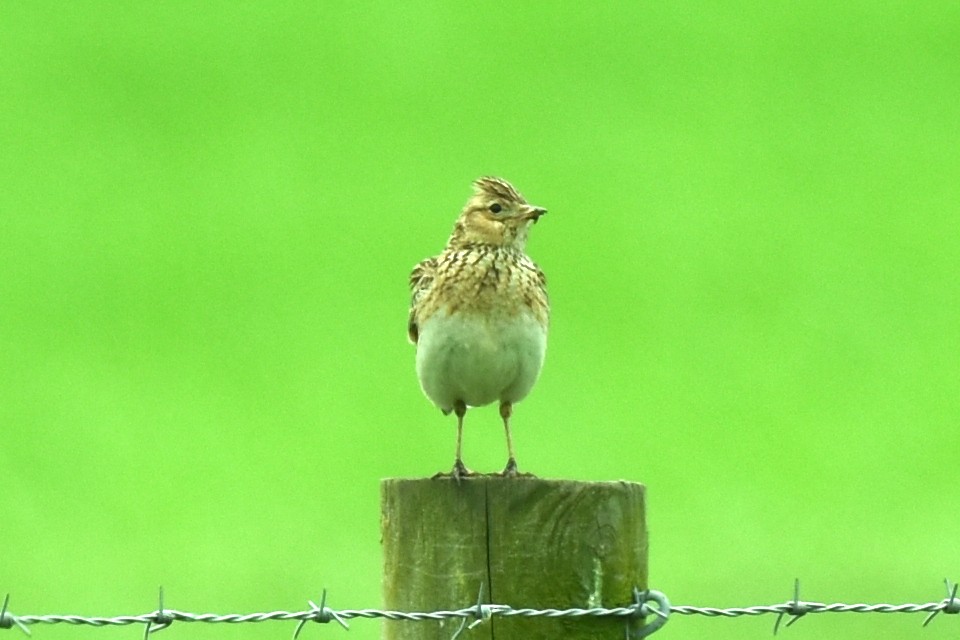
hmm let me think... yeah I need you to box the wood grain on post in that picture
[381,477,647,639]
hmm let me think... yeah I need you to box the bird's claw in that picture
[498,458,536,478]
[433,459,474,483]
[452,458,471,482]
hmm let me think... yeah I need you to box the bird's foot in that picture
[432,459,474,483]
[452,458,471,482]
[498,457,535,478]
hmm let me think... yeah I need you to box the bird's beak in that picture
[523,205,547,223]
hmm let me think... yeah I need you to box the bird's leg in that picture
[499,401,518,476]
[452,400,470,481]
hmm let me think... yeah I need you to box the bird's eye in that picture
[489,203,502,214]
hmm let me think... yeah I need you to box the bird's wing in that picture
[534,263,548,297]
[407,256,437,344]
[533,261,550,323]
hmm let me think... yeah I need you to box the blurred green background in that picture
[2,2,958,639]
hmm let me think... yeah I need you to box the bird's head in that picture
[447,177,547,250]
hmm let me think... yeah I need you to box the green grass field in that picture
[2,3,958,638]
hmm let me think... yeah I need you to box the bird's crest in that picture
[472,177,526,204]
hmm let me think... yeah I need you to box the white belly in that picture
[415,310,547,412]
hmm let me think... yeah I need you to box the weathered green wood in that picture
[381,477,647,639]
[380,478,490,640]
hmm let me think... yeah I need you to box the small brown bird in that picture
[408,177,549,479]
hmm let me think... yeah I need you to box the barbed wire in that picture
[1,579,957,638]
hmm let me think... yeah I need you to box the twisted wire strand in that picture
[670,601,947,617]
[6,601,956,624]
[2,582,958,637]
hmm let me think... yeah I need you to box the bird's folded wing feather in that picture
[407,256,438,344]
[535,264,548,299]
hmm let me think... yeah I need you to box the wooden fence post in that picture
[381,477,647,639]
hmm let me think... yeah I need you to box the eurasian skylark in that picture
[408,177,549,479]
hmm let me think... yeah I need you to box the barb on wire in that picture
[450,583,506,640]
[923,579,960,627]
[0,595,30,636]
[144,587,172,638]
[773,579,808,634]
[293,589,348,639]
